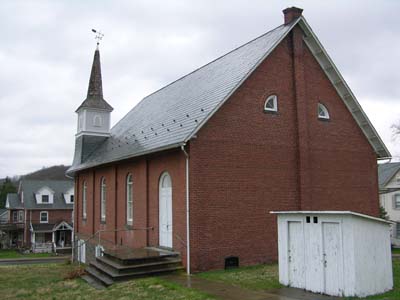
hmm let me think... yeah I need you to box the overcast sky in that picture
[0,0,399,178]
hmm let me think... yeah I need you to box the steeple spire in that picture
[75,47,113,113]
[87,49,103,99]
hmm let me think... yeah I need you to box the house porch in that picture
[30,221,73,253]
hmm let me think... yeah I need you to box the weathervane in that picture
[91,29,104,49]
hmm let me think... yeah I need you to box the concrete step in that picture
[85,265,114,286]
[90,260,184,280]
[81,274,106,290]
[103,247,179,265]
[96,255,182,273]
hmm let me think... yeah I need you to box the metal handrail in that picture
[74,226,154,266]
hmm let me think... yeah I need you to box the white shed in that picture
[271,211,393,297]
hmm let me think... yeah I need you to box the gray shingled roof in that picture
[31,223,56,232]
[6,193,22,209]
[69,22,294,172]
[19,180,73,210]
[68,16,390,174]
[378,162,400,189]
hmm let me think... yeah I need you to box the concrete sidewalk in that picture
[163,274,339,300]
[0,256,70,265]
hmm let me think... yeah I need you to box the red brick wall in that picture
[74,25,380,273]
[75,150,188,267]
[24,209,72,245]
[188,28,379,271]
[29,209,72,224]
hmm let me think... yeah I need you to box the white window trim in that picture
[35,186,55,204]
[100,178,106,222]
[18,211,23,223]
[40,211,49,224]
[318,103,330,120]
[93,115,102,127]
[264,94,278,112]
[42,194,50,203]
[394,194,400,210]
[126,174,133,225]
[82,182,87,220]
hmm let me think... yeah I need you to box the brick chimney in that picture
[283,7,303,25]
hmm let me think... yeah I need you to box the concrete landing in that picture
[163,274,340,300]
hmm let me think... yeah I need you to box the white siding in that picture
[380,169,400,246]
[275,211,392,297]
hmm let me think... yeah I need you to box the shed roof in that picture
[270,211,392,224]
[68,16,390,174]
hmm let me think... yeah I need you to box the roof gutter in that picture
[180,143,191,275]
[67,142,183,176]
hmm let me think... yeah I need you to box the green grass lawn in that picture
[0,249,54,259]
[392,248,400,254]
[198,260,400,300]
[197,263,281,290]
[0,263,214,300]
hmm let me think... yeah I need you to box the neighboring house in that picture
[2,179,74,253]
[68,7,389,273]
[0,209,9,248]
[378,162,400,246]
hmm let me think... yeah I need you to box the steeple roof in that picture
[75,49,113,112]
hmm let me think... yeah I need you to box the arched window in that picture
[159,172,173,248]
[264,94,278,112]
[161,172,172,188]
[318,103,330,120]
[100,178,106,222]
[126,174,133,225]
[82,181,87,220]
[93,115,102,127]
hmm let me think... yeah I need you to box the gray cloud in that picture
[0,0,399,177]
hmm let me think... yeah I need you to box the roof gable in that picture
[36,186,55,195]
[378,162,400,188]
[69,16,389,174]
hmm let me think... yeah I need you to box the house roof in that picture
[0,209,7,217]
[31,223,56,232]
[378,162,400,189]
[68,16,390,174]
[6,193,23,209]
[10,179,74,210]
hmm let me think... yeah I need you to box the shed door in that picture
[288,221,305,288]
[322,222,342,296]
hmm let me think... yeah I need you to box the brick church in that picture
[68,7,390,273]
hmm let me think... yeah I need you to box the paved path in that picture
[0,256,71,265]
[163,274,339,300]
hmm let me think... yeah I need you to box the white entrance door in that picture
[78,239,86,263]
[322,222,342,296]
[159,172,173,248]
[288,221,305,288]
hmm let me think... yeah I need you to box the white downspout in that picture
[181,144,190,275]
